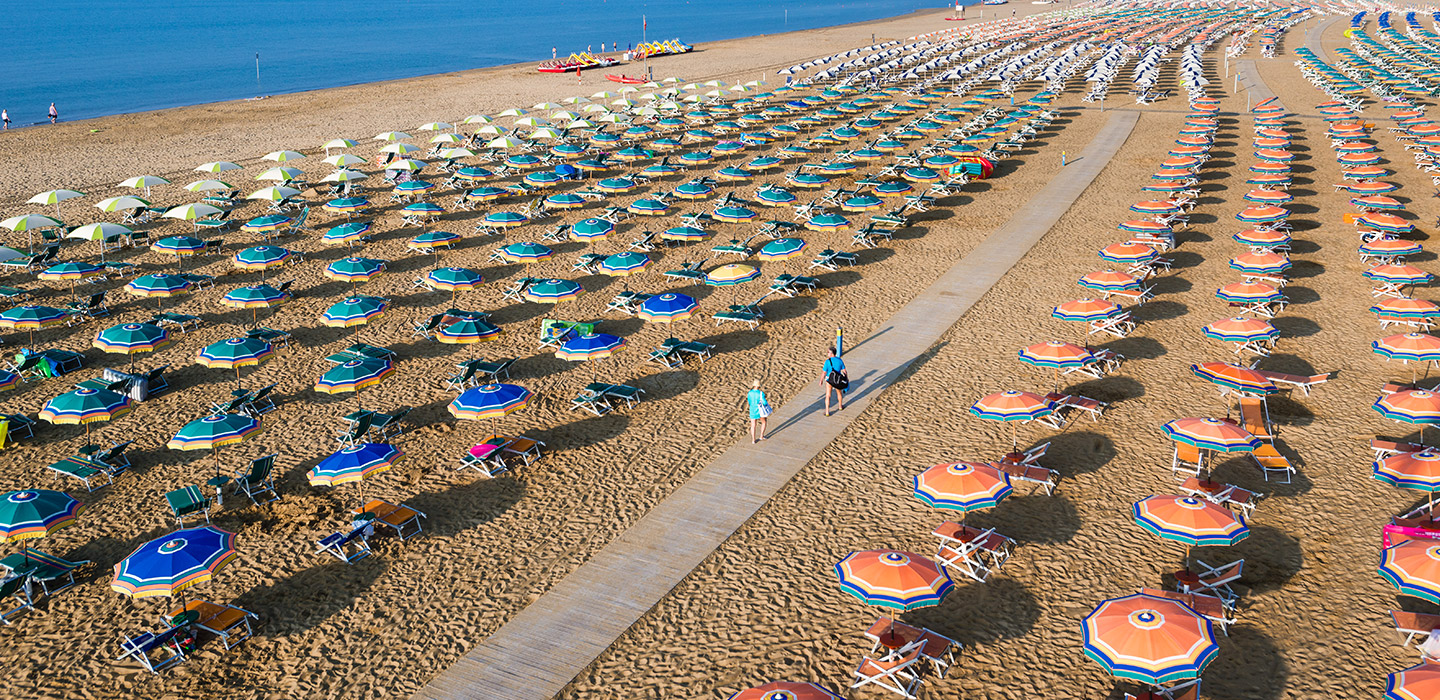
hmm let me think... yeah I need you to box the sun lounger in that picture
[316,524,373,563]
[664,264,707,282]
[78,439,133,471]
[770,274,820,297]
[65,292,110,322]
[237,384,277,417]
[851,647,923,699]
[1089,311,1136,338]
[370,406,410,441]
[992,460,1057,495]
[326,343,394,364]
[713,306,762,328]
[1180,477,1259,519]
[863,617,961,678]
[1143,588,1234,636]
[234,454,279,505]
[501,277,538,302]
[0,548,88,598]
[1174,559,1244,606]
[1375,437,1428,460]
[353,499,427,542]
[0,574,33,625]
[116,624,189,673]
[570,387,613,416]
[165,485,213,527]
[810,249,858,271]
[933,521,1014,583]
[412,313,443,340]
[335,412,375,447]
[629,231,660,251]
[1172,442,1204,478]
[572,253,607,273]
[852,223,895,248]
[1237,396,1273,442]
[1249,443,1296,483]
[1039,392,1108,428]
[246,326,291,347]
[47,456,114,491]
[151,312,204,333]
[164,600,258,650]
[606,291,652,315]
[584,382,645,409]
[1254,369,1331,396]
[0,414,35,440]
[1392,610,1440,647]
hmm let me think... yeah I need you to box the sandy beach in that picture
[0,5,1424,700]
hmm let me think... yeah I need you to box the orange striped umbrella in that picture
[1380,539,1440,604]
[913,461,1012,515]
[1387,661,1440,700]
[1081,592,1219,685]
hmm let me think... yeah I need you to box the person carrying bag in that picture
[821,347,848,416]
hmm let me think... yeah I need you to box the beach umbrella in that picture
[1372,299,1440,324]
[402,202,444,221]
[94,196,150,214]
[323,221,372,247]
[425,267,484,302]
[437,318,502,345]
[1,214,63,253]
[168,412,263,477]
[971,390,1053,448]
[118,175,170,197]
[27,189,85,218]
[323,153,367,167]
[93,322,171,372]
[726,682,844,700]
[1190,362,1275,397]
[482,211,527,229]
[126,273,192,309]
[556,332,625,381]
[1233,228,1291,250]
[151,236,206,268]
[1053,299,1122,323]
[321,169,368,184]
[1361,239,1423,261]
[1373,332,1440,367]
[1347,181,1399,194]
[901,167,940,183]
[1360,213,1414,235]
[1365,265,1433,290]
[1386,661,1440,700]
[1375,450,1440,501]
[1380,539,1440,605]
[660,226,707,242]
[841,195,884,213]
[1134,495,1250,555]
[706,264,760,305]
[802,213,849,233]
[1216,281,1282,305]
[1163,417,1260,453]
[500,242,553,266]
[262,150,305,162]
[1352,195,1405,211]
[255,167,302,183]
[755,187,797,206]
[1078,270,1141,292]
[757,238,807,262]
[874,181,913,198]
[912,461,1011,515]
[232,245,292,275]
[544,193,586,210]
[599,252,649,278]
[1019,340,1095,388]
[247,186,301,204]
[220,283,289,326]
[571,218,615,241]
[1081,591,1219,686]
[0,490,84,543]
[316,358,394,397]
[1203,316,1278,348]
[309,443,403,502]
[595,177,640,193]
[111,526,237,599]
[628,198,670,216]
[66,222,130,261]
[197,337,274,387]
[1375,390,1440,440]
[638,293,697,323]
[0,370,17,392]
[37,262,103,299]
[524,278,584,304]
[325,257,387,290]
[0,304,66,346]
[322,197,371,216]
[449,383,532,426]
[1229,251,1292,275]
[1130,201,1181,217]
[1099,242,1157,264]
[40,388,132,434]
[321,296,388,329]
[834,549,953,611]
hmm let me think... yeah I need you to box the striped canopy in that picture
[1387,661,1440,700]
[1133,495,1249,547]
[834,549,953,611]
[309,443,403,487]
[912,461,1012,513]
[970,390,1053,422]
[168,413,262,450]
[1375,390,1440,426]
[1189,362,1275,395]
[1380,539,1440,605]
[112,526,237,599]
[450,383,532,420]
[1081,592,1218,685]
[1375,450,1440,492]
[0,490,84,543]
[1162,418,1259,452]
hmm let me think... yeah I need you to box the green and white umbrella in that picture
[1,214,63,253]
[195,161,242,173]
[118,175,170,197]
[247,186,301,203]
[373,131,412,141]
[323,153,367,167]
[185,179,232,193]
[27,189,85,217]
[418,122,455,131]
[322,138,357,152]
[162,203,224,231]
[94,196,150,213]
[379,142,421,155]
[256,167,303,182]
[263,150,306,162]
[321,169,368,183]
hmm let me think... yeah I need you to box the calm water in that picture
[0,0,945,125]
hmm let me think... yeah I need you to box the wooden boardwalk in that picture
[412,110,1140,700]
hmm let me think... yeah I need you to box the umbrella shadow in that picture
[395,477,525,538]
[631,368,700,402]
[1149,275,1193,296]
[909,577,1040,647]
[1163,250,1204,270]
[232,559,389,635]
[1270,315,1321,338]
[1202,626,1289,700]
[1177,523,1303,596]
[1046,430,1119,476]
[813,269,861,289]
[758,296,818,323]
[1132,299,1188,322]
[527,412,631,451]
[1255,353,1325,376]
[696,328,770,354]
[1097,335,1166,361]
[976,491,1081,545]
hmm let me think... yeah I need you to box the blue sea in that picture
[0,0,948,125]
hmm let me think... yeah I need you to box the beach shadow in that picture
[1203,626,1288,700]
[1066,375,1146,402]
[1257,353,1324,376]
[1164,251,1204,270]
[697,328,769,354]
[814,270,861,289]
[759,296,818,323]
[233,560,388,635]
[1194,523,1303,595]
[912,577,1040,646]
[1101,335,1166,360]
[1132,299,1188,322]
[632,369,700,402]
[528,412,631,451]
[398,477,526,538]
[981,491,1080,544]
[1271,315,1321,338]
[1149,275,1193,295]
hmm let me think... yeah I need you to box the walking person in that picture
[2,109,9,130]
[48,103,57,124]
[744,379,770,443]
[821,347,848,416]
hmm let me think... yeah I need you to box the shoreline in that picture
[0,8,949,134]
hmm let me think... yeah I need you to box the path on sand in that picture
[413,109,1141,700]
[1306,15,1342,62]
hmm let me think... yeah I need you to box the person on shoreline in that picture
[48,103,57,124]
[2,110,9,130]
[821,346,848,416]
[552,47,557,59]
[744,379,770,443]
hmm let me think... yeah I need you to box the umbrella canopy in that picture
[706,264,760,287]
[1190,362,1276,396]
[1099,242,1158,264]
[1375,450,1440,492]
[757,238,807,261]
[40,388,133,425]
[1053,299,1122,322]
[1374,333,1440,362]
[834,550,953,611]
[572,218,615,241]
[325,257,387,283]
[556,333,625,362]
[726,682,844,700]
[500,242,554,263]
[1133,495,1250,547]
[970,390,1053,422]
[1216,281,1282,304]
[197,337,274,369]
[1018,341,1094,369]
[599,252,650,276]
[220,284,289,309]
[1386,661,1440,700]
[805,214,851,232]
[321,296,388,327]
[0,490,84,543]
[1078,270,1142,292]
[1229,252,1292,275]
[426,267,484,292]
[0,305,67,330]
[524,278,584,303]
[1162,418,1260,452]
[323,222,372,244]
[1203,316,1278,343]
[233,245,293,270]
[93,322,171,356]
[1380,539,1440,605]
[638,293,697,322]
[111,526,237,598]
[127,273,192,298]
[1081,591,1219,685]
[1365,265,1433,286]
[912,461,1012,513]
[437,318,502,344]
[450,383,532,420]
[316,358,394,394]
[308,443,403,487]
[1375,390,1440,426]
[1373,298,1440,321]
[168,413,262,450]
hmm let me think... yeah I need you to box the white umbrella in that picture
[323,153,368,167]
[67,222,131,261]
[247,186,301,202]
[27,189,85,217]
[255,167,303,182]
[118,175,170,198]
[263,150,306,162]
[373,131,412,141]
[185,179,232,193]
